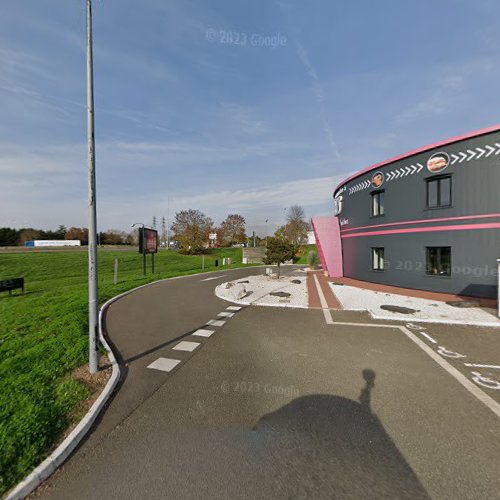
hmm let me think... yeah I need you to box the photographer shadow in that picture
[253,369,429,499]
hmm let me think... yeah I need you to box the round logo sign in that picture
[427,152,450,173]
[371,171,384,188]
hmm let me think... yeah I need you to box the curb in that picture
[4,265,277,499]
[5,300,122,500]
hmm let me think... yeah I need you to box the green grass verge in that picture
[0,247,248,495]
[294,244,318,265]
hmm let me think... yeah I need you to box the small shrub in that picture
[307,250,319,269]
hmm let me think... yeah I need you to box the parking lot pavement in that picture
[399,321,500,404]
[40,303,500,500]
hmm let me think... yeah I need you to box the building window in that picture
[372,247,384,271]
[371,190,385,216]
[426,247,451,276]
[427,176,451,208]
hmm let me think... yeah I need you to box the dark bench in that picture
[0,278,24,295]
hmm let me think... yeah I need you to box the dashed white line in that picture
[419,331,437,344]
[227,306,242,311]
[192,329,215,338]
[218,311,234,318]
[173,341,200,352]
[147,358,181,372]
[313,274,333,325]
[464,363,500,370]
[201,275,226,281]
[207,319,226,327]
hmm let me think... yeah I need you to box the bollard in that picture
[114,258,119,285]
[215,259,219,267]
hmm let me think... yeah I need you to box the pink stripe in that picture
[341,212,500,234]
[342,222,500,239]
[334,124,500,195]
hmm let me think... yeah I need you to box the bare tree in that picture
[171,209,213,253]
[220,214,246,246]
[283,205,309,246]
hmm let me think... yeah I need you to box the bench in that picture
[0,278,25,295]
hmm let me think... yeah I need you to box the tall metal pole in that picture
[166,196,170,250]
[87,0,99,373]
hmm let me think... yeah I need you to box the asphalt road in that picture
[37,267,500,499]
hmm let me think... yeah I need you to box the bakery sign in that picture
[427,152,450,173]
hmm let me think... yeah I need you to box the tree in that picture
[170,209,213,253]
[220,214,246,246]
[65,227,89,245]
[263,237,296,278]
[284,205,309,246]
[18,228,41,245]
[0,227,20,246]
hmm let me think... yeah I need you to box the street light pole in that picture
[86,0,99,374]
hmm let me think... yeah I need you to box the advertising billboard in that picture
[138,228,158,254]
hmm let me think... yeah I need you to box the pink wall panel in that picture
[311,216,343,277]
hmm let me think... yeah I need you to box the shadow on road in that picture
[253,370,429,499]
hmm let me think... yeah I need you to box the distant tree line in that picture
[0,205,312,250]
[0,225,134,247]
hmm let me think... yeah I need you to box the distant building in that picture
[307,231,316,245]
[25,240,81,247]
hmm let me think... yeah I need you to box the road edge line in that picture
[313,274,334,324]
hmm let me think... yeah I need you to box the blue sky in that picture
[1,0,500,234]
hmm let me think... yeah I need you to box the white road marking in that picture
[406,323,427,331]
[192,329,215,338]
[470,372,500,390]
[201,275,226,281]
[147,357,181,372]
[332,321,500,419]
[227,306,242,311]
[333,322,397,328]
[207,319,226,327]
[465,363,500,370]
[419,331,437,344]
[399,326,500,418]
[437,346,467,359]
[218,311,234,318]
[313,274,333,325]
[173,341,200,352]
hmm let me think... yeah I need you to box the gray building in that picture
[326,126,500,298]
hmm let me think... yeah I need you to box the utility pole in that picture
[166,196,170,250]
[86,0,99,374]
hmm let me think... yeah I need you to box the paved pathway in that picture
[37,267,500,499]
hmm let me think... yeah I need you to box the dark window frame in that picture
[426,246,451,276]
[426,175,452,209]
[371,189,385,217]
[372,247,385,271]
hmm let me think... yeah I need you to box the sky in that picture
[1,0,500,235]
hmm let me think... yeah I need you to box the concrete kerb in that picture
[5,265,282,500]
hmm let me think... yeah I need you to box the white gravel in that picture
[215,274,309,309]
[330,283,500,327]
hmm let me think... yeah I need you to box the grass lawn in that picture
[0,247,247,496]
[294,244,318,265]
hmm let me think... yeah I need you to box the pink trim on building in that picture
[340,212,500,234]
[334,125,500,195]
[311,216,343,277]
[341,221,500,239]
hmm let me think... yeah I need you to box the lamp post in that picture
[86,0,99,374]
